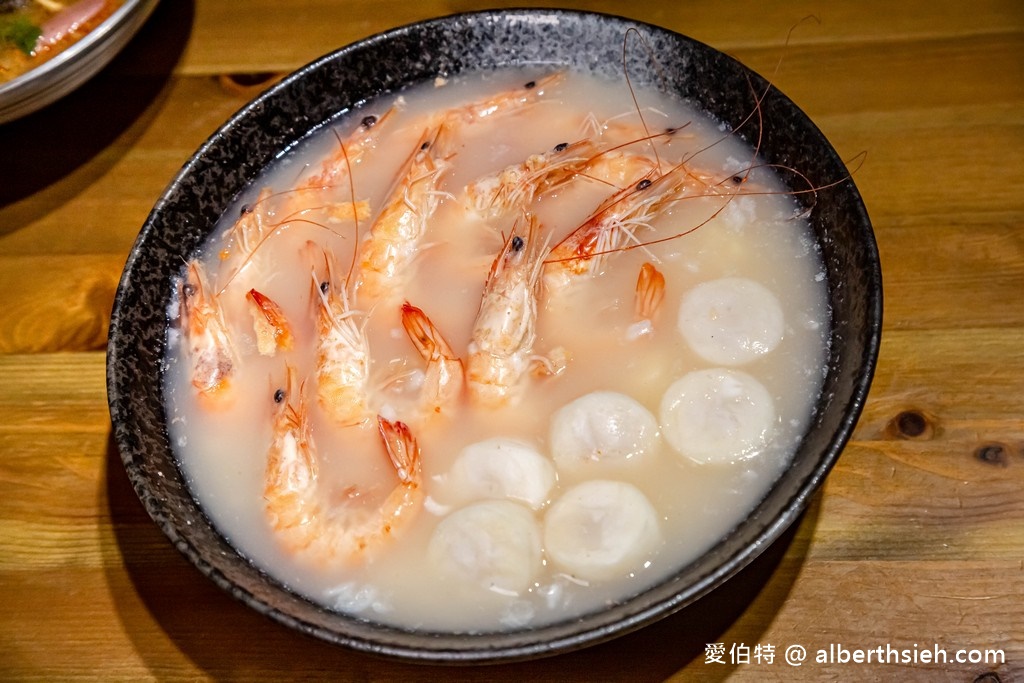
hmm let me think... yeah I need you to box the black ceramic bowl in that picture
[107,9,881,663]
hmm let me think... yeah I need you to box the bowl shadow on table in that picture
[103,433,817,681]
[0,0,194,232]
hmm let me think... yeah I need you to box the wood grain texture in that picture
[1,1,1022,680]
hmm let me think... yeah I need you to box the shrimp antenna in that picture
[678,17,822,180]
[771,15,821,84]
[215,126,368,298]
[217,214,344,297]
[574,127,691,191]
[676,70,766,183]
[621,27,668,175]
[561,149,869,264]
[333,130,361,282]
[727,15,820,174]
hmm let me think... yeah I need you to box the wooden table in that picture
[2,1,1021,680]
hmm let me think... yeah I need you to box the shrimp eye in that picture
[553,142,569,153]
[320,281,329,294]
[361,114,377,128]
[273,389,286,403]
[524,80,536,89]
[239,203,252,216]
[731,175,745,185]
[636,178,653,191]
[182,283,196,297]
[420,141,430,151]
[511,235,525,252]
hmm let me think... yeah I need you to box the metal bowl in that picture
[107,9,881,664]
[0,0,159,123]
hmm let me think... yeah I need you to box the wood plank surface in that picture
[1,1,1022,680]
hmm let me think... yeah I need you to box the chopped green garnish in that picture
[1,16,41,56]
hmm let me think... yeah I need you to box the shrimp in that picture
[258,107,400,230]
[463,116,677,220]
[220,187,275,262]
[544,161,741,290]
[577,148,659,189]
[312,248,371,426]
[355,126,448,304]
[246,288,294,356]
[178,260,236,399]
[354,74,566,302]
[466,214,549,408]
[263,372,318,541]
[440,71,565,128]
[400,301,465,417]
[462,137,656,232]
[296,106,398,196]
[222,113,397,269]
[263,371,423,561]
[543,171,659,290]
[462,139,597,217]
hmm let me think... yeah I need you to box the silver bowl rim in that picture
[0,0,160,123]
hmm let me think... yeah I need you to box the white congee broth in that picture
[163,67,830,632]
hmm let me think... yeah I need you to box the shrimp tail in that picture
[634,262,666,321]
[377,416,421,486]
[401,301,466,415]
[247,288,295,355]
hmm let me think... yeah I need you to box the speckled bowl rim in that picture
[107,8,881,664]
